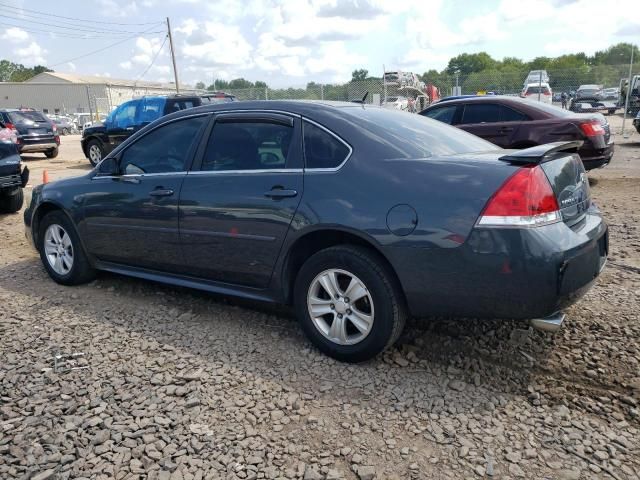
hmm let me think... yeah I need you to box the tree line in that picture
[0,60,51,82]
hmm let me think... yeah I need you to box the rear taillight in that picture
[5,122,16,130]
[55,135,60,144]
[579,120,605,137]
[52,123,57,132]
[477,166,561,228]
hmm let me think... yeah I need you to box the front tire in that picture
[0,188,24,213]
[38,211,96,285]
[45,148,59,159]
[86,140,104,166]
[294,245,406,363]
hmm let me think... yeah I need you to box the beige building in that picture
[0,72,200,117]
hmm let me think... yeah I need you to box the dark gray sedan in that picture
[24,101,608,362]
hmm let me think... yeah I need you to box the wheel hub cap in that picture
[44,224,74,276]
[307,268,375,346]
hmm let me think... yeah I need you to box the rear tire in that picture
[38,211,96,285]
[0,188,24,213]
[45,148,59,159]
[294,245,406,363]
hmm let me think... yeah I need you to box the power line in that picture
[48,24,162,67]
[0,1,163,26]
[136,34,168,82]
[0,13,162,35]
[0,20,163,39]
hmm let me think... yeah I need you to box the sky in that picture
[0,0,638,88]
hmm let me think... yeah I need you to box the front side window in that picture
[202,120,294,171]
[460,103,501,124]
[303,121,350,169]
[119,115,206,175]
[421,105,457,124]
[113,101,138,129]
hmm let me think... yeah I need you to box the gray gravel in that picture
[1,119,639,479]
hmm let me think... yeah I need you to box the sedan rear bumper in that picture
[385,205,607,320]
[579,139,614,170]
[19,143,58,153]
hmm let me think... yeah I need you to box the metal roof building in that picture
[0,72,200,117]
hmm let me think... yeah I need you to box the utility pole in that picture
[622,45,635,138]
[166,17,179,94]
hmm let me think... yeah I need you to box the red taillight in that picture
[55,135,60,144]
[579,121,605,137]
[5,122,16,130]
[477,166,561,228]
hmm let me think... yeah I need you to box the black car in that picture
[81,94,203,166]
[0,109,60,158]
[634,111,640,134]
[24,101,607,362]
[0,139,29,213]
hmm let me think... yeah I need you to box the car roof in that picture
[524,82,551,87]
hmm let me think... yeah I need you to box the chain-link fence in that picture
[221,65,637,111]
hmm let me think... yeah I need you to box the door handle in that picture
[125,127,135,131]
[149,188,174,197]
[264,188,298,199]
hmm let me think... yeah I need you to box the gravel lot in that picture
[1,117,639,480]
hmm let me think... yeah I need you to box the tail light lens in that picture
[477,165,561,228]
[5,122,16,130]
[580,120,605,137]
[52,123,57,133]
[55,135,60,144]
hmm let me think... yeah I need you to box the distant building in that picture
[0,72,200,116]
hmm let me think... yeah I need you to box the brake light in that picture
[477,166,560,228]
[51,123,57,132]
[579,121,605,137]
[55,135,60,144]
[5,122,16,130]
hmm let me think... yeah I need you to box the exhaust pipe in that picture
[530,312,566,332]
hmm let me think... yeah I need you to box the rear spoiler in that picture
[499,141,583,165]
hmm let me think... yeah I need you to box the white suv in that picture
[521,83,553,104]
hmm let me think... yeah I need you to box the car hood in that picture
[83,123,106,135]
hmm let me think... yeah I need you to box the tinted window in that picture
[114,101,137,129]
[120,115,206,175]
[137,97,165,123]
[422,105,457,124]
[202,121,294,171]
[166,99,199,113]
[461,104,501,124]
[501,105,529,122]
[303,121,350,169]
[526,86,551,94]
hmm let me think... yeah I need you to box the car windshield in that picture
[578,89,599,96]
[354,107,499,157]
[8,111,48,124]
[526,86,550,94]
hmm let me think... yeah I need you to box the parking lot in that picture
[1,116,639,479]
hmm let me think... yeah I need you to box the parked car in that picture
[633,110,640,134]
[81,94,202,165]
[384,71,417,88]
[381,96,409,111]
[0,135,29,213]
[521,83,553,104]
[524,70,549,86]
[601,88,619,101]
[576,85,603,99]
[619,75,640,115]
[49,116,76,135]
[420,96,614,170]
[0,109,60,158]
[24,101,607,362]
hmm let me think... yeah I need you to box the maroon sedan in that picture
[420,96,614,170]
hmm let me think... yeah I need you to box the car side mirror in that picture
[97,157,119,176]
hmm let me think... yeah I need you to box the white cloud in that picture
[120,61,133,70]
[15,42,47,65]
[96,0,139,17]
[66,62,77,72]
[179,22,253,68]
[1,27,30,44]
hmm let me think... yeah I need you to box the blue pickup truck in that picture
[81,94,235,166]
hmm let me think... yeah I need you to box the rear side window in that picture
[120,115,206,175]
[461,104,501,124]
[501,105,529,122]
[137,97,166,123]
[303,121,350,169]
[165,99,199,113]
[8,111,48,124]
[421,105,457,124]
[202,121,294,171]
[113,101,138,129]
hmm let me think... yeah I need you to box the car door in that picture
[82,113,209,272]
[106,100,140,147]
[456,103,523,147]
[179,112,303,288]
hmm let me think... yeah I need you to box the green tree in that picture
[446,52,497,75]
[592,42,639,65]
[228,78,254,89]
[254,81,268,88]
[351,69,369,81]
[194,81,206,90]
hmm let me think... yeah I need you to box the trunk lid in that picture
[8,111,55,137]
[540,152,590,226]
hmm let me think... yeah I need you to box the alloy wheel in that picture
[44,224,74,275]
[307,268,374,345]
[89,144,102,164]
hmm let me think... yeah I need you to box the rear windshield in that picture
[578,89,599,96]
[8,111,48,124]
[353,107,498,157]
[526,86,550,94]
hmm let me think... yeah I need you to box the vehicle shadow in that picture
[0,257,558,414]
